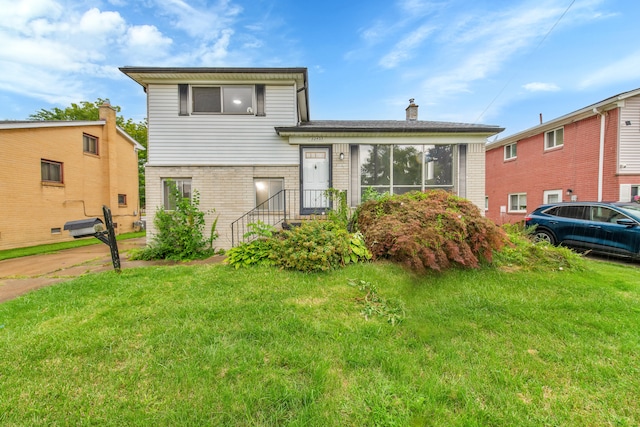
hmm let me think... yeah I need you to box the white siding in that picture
[147,84,299,166]
[619,95,640,173]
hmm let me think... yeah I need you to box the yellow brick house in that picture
[0,102,143,250]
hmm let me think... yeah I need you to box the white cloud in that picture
[0,0,63,30]
[579,51,640,89]
[153,0,242,41]
[417,1,586,100]
[523,82,560,92]
[78,8,126,36]
[199,29,234,64]
[379,24,435,68]
[125,25,173,52]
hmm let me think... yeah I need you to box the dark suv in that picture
[524,202,640,258]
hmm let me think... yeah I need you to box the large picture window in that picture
[357,144,453,198]
[163,179,192,210]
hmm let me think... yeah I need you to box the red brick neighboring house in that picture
[486,88,640,224]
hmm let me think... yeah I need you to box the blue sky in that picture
[1,0,639,138]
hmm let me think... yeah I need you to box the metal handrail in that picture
[231,189,297,246]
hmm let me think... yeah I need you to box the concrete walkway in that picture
[0,238,224,303]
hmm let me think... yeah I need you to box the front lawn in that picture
[0,231,146,261]
[0,260,638,426]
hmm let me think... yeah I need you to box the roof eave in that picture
[275,126,504,137]
[488,87,640,150]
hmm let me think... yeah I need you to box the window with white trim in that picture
[508,193,527,212]
[504,143,517,160]
[543,189,562,204]
[485,196,489,211]
[162,179,192,210]
[545,127,564,150]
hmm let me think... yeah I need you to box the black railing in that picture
[230,189,347,246]
[231,189,299,246]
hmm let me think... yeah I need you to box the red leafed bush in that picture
[355,190,508,272]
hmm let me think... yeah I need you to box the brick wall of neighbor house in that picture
[145,165,299,249]
[0,114,140,250]
[485,109,624,224]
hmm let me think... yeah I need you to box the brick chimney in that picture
[405,98,418,121]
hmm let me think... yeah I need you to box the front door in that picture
[301,147,331,213]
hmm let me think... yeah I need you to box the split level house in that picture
[0,103,143,250]
[485,88,640,224]
[119,67,504,248]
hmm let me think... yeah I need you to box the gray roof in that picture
[276,120,504,135]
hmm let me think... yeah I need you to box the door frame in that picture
[300,146,332,215]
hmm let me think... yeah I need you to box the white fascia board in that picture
[0,120,105,130]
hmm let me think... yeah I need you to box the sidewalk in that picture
[0,238,224,303]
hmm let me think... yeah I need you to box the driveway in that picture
[0,238,224,303]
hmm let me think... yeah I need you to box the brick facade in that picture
[145,165,299,249]
[0,105,141,250]
[486,106,640,224]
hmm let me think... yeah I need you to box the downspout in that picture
[593,107,605,202]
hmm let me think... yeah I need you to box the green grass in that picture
[0,260,638,426]
[0,231,146,261]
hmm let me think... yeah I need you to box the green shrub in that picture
[225,220,371,272]
[274,221,352,272]
[131,186,216,261]
[355,189,508,273]
[224,238,277,269]
[494,223,584,271]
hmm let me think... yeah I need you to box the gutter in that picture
[593,107,606,202]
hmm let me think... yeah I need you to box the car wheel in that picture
[534,229,556,245]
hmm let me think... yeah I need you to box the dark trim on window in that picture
[458,144,467,198]
[41,159,63,183]
[83,133,99,155]
[178,84,189,116]
[256,84,265,116]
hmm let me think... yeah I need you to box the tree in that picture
[30,99,148,207]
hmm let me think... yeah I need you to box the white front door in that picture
[302,147,330,211]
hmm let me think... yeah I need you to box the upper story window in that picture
[83,134,98,155]
[504,143,517,160]
[41,159,63,183]
[545,127,564,150]
[185,85,259,115]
